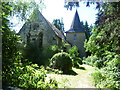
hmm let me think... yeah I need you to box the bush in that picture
[49,52,72,72]
[91,69,105,88]
[22,43,44,65]
[68,46,79,58]
[91,54,120,89]
[18,64,58,89]
[68,46,83,68]
[61,40,71,52]
[72,57,83,68]
[91,66,120,89]
[3,64,58,89]
[43,45,61,65]
[83,55,104,68]
[22,44,61,66]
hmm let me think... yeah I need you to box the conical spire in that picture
[71,10,82,29]
[65,10,85,33]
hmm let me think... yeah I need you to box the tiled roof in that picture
[65,10,85,33]
[47,20,65,39]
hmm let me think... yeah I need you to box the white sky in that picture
[12,0,98,32]
[42,0,98,31]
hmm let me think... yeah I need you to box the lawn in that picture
[46,64,96,88]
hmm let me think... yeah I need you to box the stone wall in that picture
[19,9,63,50]
[66,32,86,57]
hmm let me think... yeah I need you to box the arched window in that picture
[74,34,77,40]
[38,32,43,49]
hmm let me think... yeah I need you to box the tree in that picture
[2,0,45,87]
[85,2,120,65]
[85,2,120,57]
[84,21,91,40]
[84,2,120,89]
[2,2,22,87]
[52,18,64,33]
[64,1,101,10]
[10,0,45,21]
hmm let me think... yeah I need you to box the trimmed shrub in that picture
[50,52,72,72]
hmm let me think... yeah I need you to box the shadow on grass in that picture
[74,65,86,70]
[63,69,78,75]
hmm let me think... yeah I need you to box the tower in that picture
[65,10,86,57]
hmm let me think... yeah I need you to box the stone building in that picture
[65,10,86,57]
[18,9,64,50]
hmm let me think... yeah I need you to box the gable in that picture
[18,8,64,40]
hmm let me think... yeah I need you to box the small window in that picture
[74,34,77,40]
[33,24,39,30]
[53,37,56,40]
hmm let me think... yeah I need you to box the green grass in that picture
[46,64,96,88]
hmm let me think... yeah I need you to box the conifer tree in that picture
[84,21,91,40]
[52,18,64,33]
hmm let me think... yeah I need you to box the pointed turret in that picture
[65,10,86,57]
[65,10,85,33]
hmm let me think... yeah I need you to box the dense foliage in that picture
[64,1,101,10]
[3,64,58,89]
[50,52,72,73]
[84,2,120,89]
[9,0,45,21]
[2,1,58,89]
[13,64,58,89]
[68,46,83,68]
[83,55,103,69]
[2,2,23,87]
[91,55,120,88]
[22,44,60,66]
[68,46,79,58]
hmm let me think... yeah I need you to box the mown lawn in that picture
[46,64,96,88]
